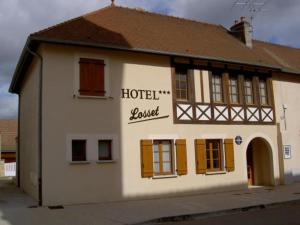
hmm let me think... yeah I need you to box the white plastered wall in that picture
[19,57,40,200]
[273,72,300,183]
[38,43,280,205]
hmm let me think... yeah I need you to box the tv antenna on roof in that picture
[232,0,270,31]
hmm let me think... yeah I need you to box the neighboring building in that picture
[9,4,300,206]
[0,119,17,163]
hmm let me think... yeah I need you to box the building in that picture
[9,4,300,206]
[0,119,17,177]
[0,119,17,163]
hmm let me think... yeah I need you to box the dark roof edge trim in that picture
[30,36,283,69]
[9,37,33,93]
[9,36,285,93]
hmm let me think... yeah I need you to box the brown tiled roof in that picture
[31,5,295,70]
[252,40,300,74]
[0,120,17,152]
[9,5,300,93]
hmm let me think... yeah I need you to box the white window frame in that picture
[95,134,119,163]
[66,134,119,164]
[67,135,90,164]
[74,53,111,98]
[148,134,179,178]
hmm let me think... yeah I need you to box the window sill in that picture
[69,161,91,165]
[205,171,226,175]
[96,160,116,164]
[75,95,113,100]
[152,174,178,179]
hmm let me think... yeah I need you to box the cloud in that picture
[0,0,299,119]
[163,0,300,47]
[0,84,17,119]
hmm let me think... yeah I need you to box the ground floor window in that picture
[153,140,173,175]
[205,139,222,171]
[141,139,188,178]
[72,140,87,161]
[98,140,112,160]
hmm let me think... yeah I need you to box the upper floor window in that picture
[259,79,268,105]
[244,77,254,105]
[212,73,223,103]
[176,68,189,101]
[229,76,239,104]
[79,58,105,97]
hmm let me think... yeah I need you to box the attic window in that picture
[79,58,106,97]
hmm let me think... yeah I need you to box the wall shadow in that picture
[246,137,274,186]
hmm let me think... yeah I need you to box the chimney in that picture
[230,17,253,48]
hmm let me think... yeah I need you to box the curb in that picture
[133,199,300,225]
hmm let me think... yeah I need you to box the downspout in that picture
[17,95,20,187]
[26,47,43,206]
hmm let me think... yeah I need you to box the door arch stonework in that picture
[245,137,275,186]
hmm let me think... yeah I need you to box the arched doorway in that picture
[246,137,274,186]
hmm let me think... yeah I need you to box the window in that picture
[195,139,234,174]
[79,58,105,96]
[205,139,222,172]
[153,140,173,175]
[98,140,112,160]
[176,68,188,101]
[72,140,87,161]
[229,76,239,104]
[244,78,253,104]
[259,80,268,105]
[140,139,187,178]
[212,73,223,103]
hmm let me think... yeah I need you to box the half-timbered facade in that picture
[172,62,275,125]
[9,4,300,206]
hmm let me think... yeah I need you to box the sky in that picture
[0,0,299,119]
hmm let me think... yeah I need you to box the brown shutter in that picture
[266,77,274,106]
[79,59,91,95]
[195,139,206,174]
[140,140,153,178]
[175,139,188,175]
[79,58,105,96]
[93,60,105,96]
[224,139,235,172]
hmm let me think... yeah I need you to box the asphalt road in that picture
[157,201,300,225]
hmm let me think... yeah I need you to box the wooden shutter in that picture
[79,59,91,95]
[195,139,206,174]
[266,77,274,106]
[175,139,188,175]
[140,140,153,178]
[224,139,235,172]
[93,60,105,96]
[79,58,105,96]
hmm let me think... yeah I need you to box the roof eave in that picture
[10,36,288,94]
[30,36,283,70]
[9,37,38,94]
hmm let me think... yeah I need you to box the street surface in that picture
[159,200,300,225]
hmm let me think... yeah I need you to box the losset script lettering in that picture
[129,106,160,121]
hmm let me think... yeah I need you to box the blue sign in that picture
[235,136,243,145]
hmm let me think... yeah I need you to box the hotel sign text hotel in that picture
[121,88,170,124]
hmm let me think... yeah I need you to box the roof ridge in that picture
[114,5,222,28]
[31,5,113,36]
[254,39,300,51]
[31,4,223,37]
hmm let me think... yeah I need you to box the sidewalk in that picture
[0,178,300,225]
